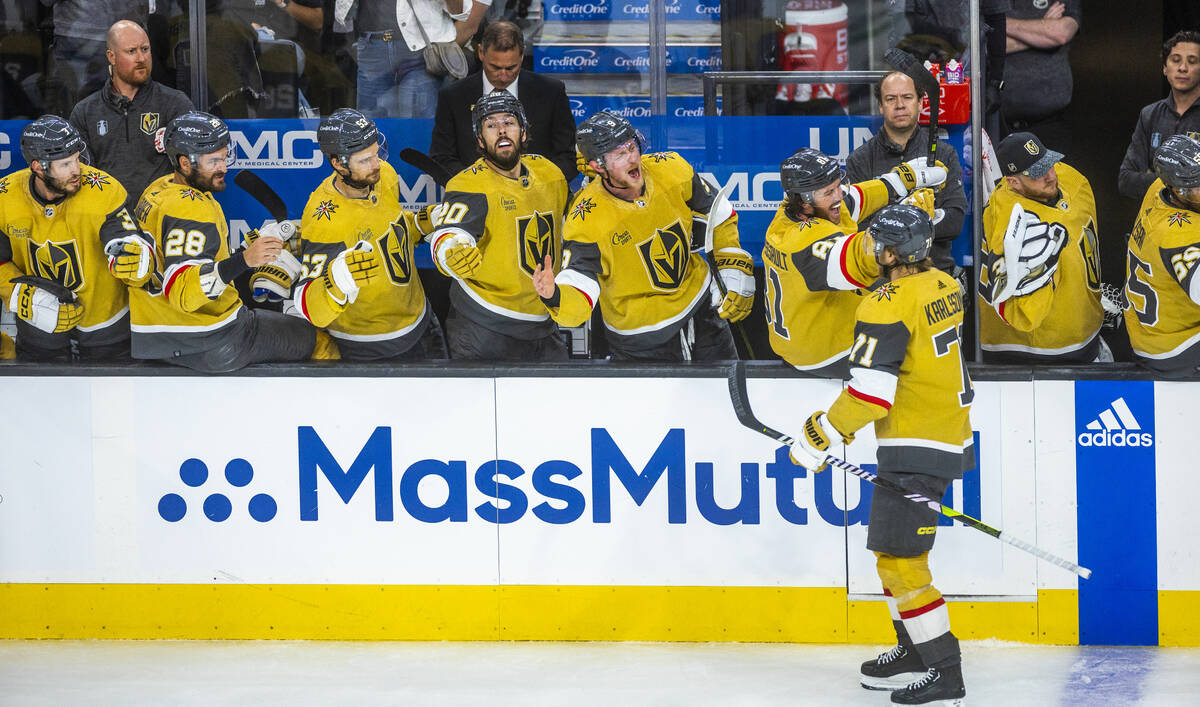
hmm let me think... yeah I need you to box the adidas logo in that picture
[1077,397,1153,447]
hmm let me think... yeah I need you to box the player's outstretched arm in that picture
[298,242,380,327]
[536,253,596,328]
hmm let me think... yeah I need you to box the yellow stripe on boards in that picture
[1159,590,1200,646]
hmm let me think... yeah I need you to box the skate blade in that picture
[860,672,926,691]
[895,699,964,706]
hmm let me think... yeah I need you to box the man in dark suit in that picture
[430,21,577,182]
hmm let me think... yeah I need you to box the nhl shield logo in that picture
[97,119,108,136]
[28,240,84,291]
[379,220,413,284]
[637,220,690,290]
[516,211,556,277]
[141,112,160,135]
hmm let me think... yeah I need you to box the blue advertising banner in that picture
[543,0,720,22]
[0,117,974,269]
[534,45,721,75]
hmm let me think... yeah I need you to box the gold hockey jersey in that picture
[979,163,1103,362]
[550,151,740,350]
[828,268,974,479]
[0,166,138,345]
[762,180,890,375]
[429,154,568,340]
[297,161,431,360]
[1124,180,1200,373]
[129,174,245,358]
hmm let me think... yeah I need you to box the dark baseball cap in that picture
[996,132,1064,178]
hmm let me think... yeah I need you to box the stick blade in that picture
[399,147,455,188]
[884,48,939,93]
[234,170,289,222]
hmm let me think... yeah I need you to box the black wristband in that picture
[217,250,250,284]
[539,284,562,308]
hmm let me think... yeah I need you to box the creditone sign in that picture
[544,0,720,21]
[535,45,721,74]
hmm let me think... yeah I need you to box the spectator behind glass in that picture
[69,20,193,213]
[42,0,150,117]
[429,20,577,181]
[342,0,472,119]
[846,70,967,275]
[1002,0,1081,154]
[1118,31,1200,202]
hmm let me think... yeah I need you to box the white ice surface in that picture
[1,639,1197,706]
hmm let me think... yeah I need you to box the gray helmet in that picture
[317,108,385,165]
[576,110,646,165]
[164,111,230,170]
[471,90,528,142]
[870,204,934,263]
[21,115,88,167]
[1154,134,1200,191]
[780,148,842,204]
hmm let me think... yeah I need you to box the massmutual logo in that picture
[1077,397,1153,447]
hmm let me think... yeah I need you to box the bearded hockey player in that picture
[533,110,753,361]
[763,147,947,376]
[294,108,446,361]
[426,90,570,360]
[129,111,341,372]
[1125,134,1200,374]
[788,204,973,707]
[979,132,1106,363]
[0,115,146,361]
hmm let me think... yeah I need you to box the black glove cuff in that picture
[217,250,250,284]
[539,284,562,308]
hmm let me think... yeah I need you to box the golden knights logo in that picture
[27,239,84,291]
[0,178,8,195]
[140,112,160,135]
[1168,212,1192,228]
[637,220,690,290]
[516,211,556,277]
[83,172,110,190]
[1080,217,1101,289]
[379,219,413,284]
[570,196,595,221]
[313,199,338,221]
[872,282,897,302]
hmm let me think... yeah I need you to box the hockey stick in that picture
[726,362,1093,579]
[702,181,756,358]
[885,48,940,167]
[234,170,298,242]
[399,147,454,188]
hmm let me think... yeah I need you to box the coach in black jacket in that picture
[430,21,577,182]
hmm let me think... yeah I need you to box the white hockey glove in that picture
[323,241,379,305]
[881,158,948,198]
[433,229,482,280]
[992,203,1068,305]
[250,249,303,303]
[245,219,300,246]
[710,247,755,322]
[105,235,155,286]
[9,278,83,334]
[788,412,849,473]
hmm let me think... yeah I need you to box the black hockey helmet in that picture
[317,108,386,165]
[1154,134,1200,191]
[471,90,528,142]
[870,204,934,263]
[576,110,646,165]
[780,148,842,203]
[20,115,88,167]
[165,111,231,170]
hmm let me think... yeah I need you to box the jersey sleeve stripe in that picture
[844,184,866,223]
[556,268,600,304]
[162,262,195,299]
[831,234,869,289]
[847,370,895,409]
[299,280,315,323]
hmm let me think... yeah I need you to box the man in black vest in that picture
[430,21,577,182]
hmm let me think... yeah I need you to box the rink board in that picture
[0,372,1195,645]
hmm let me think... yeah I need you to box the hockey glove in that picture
[992,204,1068,304]
[244,219,300,246]
[711,247,756,322]
[576,150,598,182]
[251,249,303,303]
[9,277,83,334]
[323,241,379,305]
[434,230,483,280]
[881,158,948,198]
[900,188,942,223]
[788,411,847,473]
[105,235,155,287]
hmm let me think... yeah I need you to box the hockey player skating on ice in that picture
[1125,134,1200,374]
[978,132,1107,363]
[534,110,754,361]
[425,90,570,360]
[763,147,947,376]
[293,108,447,361]
[0,115,147,361]
[129,111,338,372]
[787,204,972,706]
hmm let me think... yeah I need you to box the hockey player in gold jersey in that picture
[1125,134,1200,374]
[789,205,972,706]
[0,115,147,361]
[979,132,1106,363]
[426,91,570,360]
[533,110,753,361]
[763,147,947,376]
[294,109,446,361]
[129,111,343,372]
